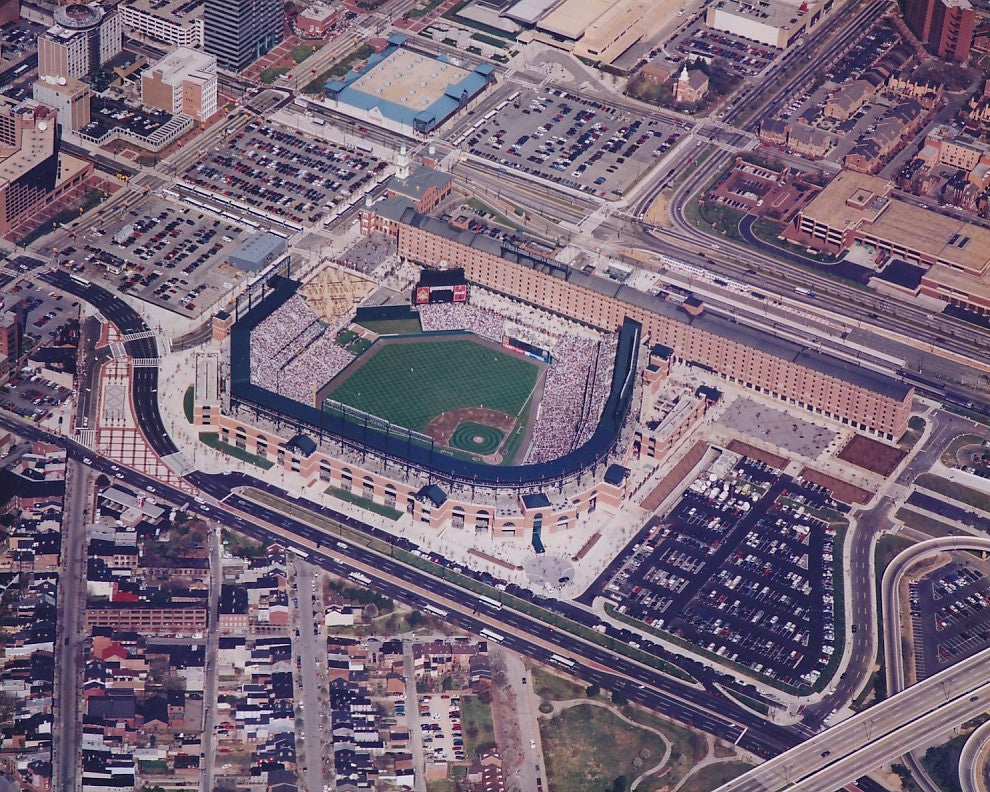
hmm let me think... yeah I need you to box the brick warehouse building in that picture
[378,207,912,440]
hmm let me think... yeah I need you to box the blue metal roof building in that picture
[324,37,495,134]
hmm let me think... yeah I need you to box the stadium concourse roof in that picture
[391,207,911,402]
[229,277,640,488]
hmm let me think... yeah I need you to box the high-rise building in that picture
[203,0,284,72]
[141,47,217,122]
[0,100,92,238]
[901,0,975,62]
[33,74,92,131]
[930,0,975,62]
[37,3,122,80]
[0,300,22,381]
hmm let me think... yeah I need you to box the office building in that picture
[121,0,205,49]
[203,0,284,72]
[901,0,975,61]
[705,0,835,49]
[32,74,92,131]
[0,100,92,238]
[795,170,990,314]
[38,3,122,80]
[141,47,217,121]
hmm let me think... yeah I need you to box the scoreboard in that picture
[412,269,469,305]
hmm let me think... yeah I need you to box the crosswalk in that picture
[122,329,155,342]
[109,342,126,359]
[132,358,161,368]
[76,428,95,447]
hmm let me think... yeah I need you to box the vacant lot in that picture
[541,703,667,792]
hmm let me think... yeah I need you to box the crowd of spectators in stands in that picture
[525,333,618,464]
[250,295,355,404]
[416,303,505,343]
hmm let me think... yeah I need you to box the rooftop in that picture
[326,38,492,131]
[146,46,216,85]
[709,0,811,30]
[0,103,57,187]
[538,0,614,40]
[802,171,990,275]
[349,47,472,114]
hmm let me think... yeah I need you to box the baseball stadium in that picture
[227,264,639,489]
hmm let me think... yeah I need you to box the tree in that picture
[612,690,628,707]
[586,683,600,698]
[407,609,424,629]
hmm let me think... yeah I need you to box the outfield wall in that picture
[225,276,639,488]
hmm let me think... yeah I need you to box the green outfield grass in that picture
[326,337,539,433]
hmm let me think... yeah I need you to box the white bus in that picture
[424,604,449,618]
[477,595,502,610]
[69,274,91,287]
[550,653,576,669]
[480,628,504,643]
[287,546,309,559]
[348,571,372,586]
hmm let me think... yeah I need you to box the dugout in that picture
[230,277,640,488]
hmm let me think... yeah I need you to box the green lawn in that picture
[200,433,273,469]
[914,473,990,513]
[356,317,423,336]
[673,761,753,792]
[326,338,540,432]
[325,486,402,520]
[291,43,321,63]
[895,508,968,538]
[259,66,289,84]
[183,385,194,423]
[459,694,495,760]
[531,665,587,702]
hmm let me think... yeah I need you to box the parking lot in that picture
[419,694,464,764]
[605,455,839,688]
[182,119,388,227]
[824,18,900,86]
[911,559,990,680]
[0,19,43,67]
[1,365,73,423]
[64,195,253,317]
[451,87,683,198]
[664,18,776,78]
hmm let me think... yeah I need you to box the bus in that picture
[354,143,373,154]
[424,604,449,618]
[69,274,91,287]
[549,653,576,669]
[348,571,372,586]
[480,628,504,644]
[477,595,502,610]
[287,546,309,559]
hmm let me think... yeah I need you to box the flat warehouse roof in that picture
[537,0,615,39]
[505,0,562,24]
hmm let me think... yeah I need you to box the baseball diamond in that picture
[320,334,544,456]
